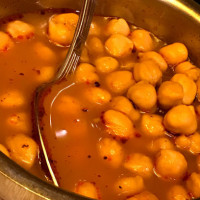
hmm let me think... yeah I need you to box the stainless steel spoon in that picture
[33,0,96,187]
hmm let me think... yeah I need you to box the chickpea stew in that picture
[0,9,200,200]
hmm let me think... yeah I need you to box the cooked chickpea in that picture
[95,56,119,74]
[7,112,31,135]
[55,95,83,116]
[163,105,197,135]
[127,191,159,200]
[110,96,140,122]
[97,138,124,168]
[89,21,101,36]
[168,185,190,200]
[6,20,34,40]
[171,74,196,105]
[124,153,153,178]
[175,135,190,150]
[105,71,135,94]
[148,137,174,153]
[75,63,99,84]
[139,114,165,137]
[157,81,184,109]
[130,29,154,52]
[102,110,135,140]
[6,134,39,169]
[34,66,55,83]
[186,172,200,198]
[84,87,111,105]
[33,42,56,63]
[176,132,200,154]
[155,150,187,180]
[127,81,157,111]
[175,61,200,81]
[75,181,99,199]
[114,176,144,196]
[0,90,25,108]
[105,34,133,57]
[196,77,200,101]
[86,36,104,55]
[0,144,10,157]
[80,47,90,63]
[159,43,188,66]
[105,18,130,36]
[0,31,14,52]
[133,60,162,86]
[48,13,79,46]
[138,51,168,72]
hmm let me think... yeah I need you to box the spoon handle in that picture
[54,0,96,81]
[33,0,96,187]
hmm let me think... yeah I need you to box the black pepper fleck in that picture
[82,108,88,112]
[103,156,108,160]
[94,82,100,87]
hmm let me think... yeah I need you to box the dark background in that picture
[194,0,200,3]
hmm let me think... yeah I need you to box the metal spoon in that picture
[33,0,96,187]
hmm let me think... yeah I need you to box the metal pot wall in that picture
[0,0,200,199]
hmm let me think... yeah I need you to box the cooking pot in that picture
[0,0,200,199]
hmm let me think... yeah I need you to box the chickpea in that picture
[97,138,124,168]
[127,191,159,200]
[105,18,130,36]
[171,74,196,105]
[105,34,133,57]
[158,81,184,109]
[80,47,90,63]
[168,185,190,200]
[34,66,55,83]
[55,95,83,116]
[133,60,162,86]
[6,134,39,169]
[48,13,79,46]
[175,135,191,150]
[138,51,168,72]
[89,21,101,36]
[130,29,154,52]
[105,71,135,94]
[84,87,111,105]
[7,113,31,135]
[175,61,200,81]
[127,81,157,111]
[0,90,25,108]
[6,20,34,40]
[196,77,200,101]
[102,110,135,140]
[163,105,197,135]
[175,133,200,154]
[110,96,140,122]
[0,31,14,52]
[0,144,10,157]
[75,181,99,199]
[33,42,56,63]
[148,137,174,153]
[114,176,144,196]
[86,36,104,55]
[155,149,187,180]
[139,114,165,137]
[75,63,99,84]
[124,153,153,178]
[186,172,200,198]
[159,43,188,66]
[95,56,119,74]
